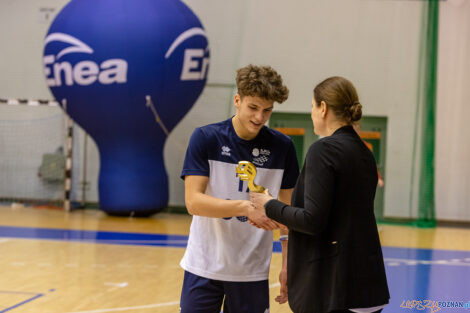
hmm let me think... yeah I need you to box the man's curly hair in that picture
[236,65,289,103]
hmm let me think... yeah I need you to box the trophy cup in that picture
[235,161,266,193]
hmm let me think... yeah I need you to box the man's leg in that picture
[222,279,269,313]
[180,271,224,313]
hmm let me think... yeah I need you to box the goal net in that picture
[0,101,69,208]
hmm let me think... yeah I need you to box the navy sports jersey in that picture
[180,117,299,281]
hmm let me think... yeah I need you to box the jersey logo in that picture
[221,145,231,156]
[252,148,270,166]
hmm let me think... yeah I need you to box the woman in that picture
[251,76,390,313]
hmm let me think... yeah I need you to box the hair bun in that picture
[313,76,362,124]
[349,101,362,122]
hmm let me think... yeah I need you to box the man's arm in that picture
[276,188,293,304]
[185,175,250,217]
[185,175,279,229]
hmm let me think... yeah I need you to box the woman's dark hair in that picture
[313,76,362,123]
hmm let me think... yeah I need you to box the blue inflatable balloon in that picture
[43,0,209,216]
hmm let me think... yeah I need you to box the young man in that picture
[180,64,299,313]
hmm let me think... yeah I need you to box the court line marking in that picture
[89,239,188,244]
[104,282,127,288]
[384,257,470,266]
[0,225,281,253]
[269,282,280,288]
[0,293,44,313]
[66,283,282,313]
[0,238,9,244]
[0,237,189,247]
[65,301,180,313]
[104,282,128,293]
[0,226,189,246]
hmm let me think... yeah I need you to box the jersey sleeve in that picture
[281,140,300,189]
[181,127,210,179]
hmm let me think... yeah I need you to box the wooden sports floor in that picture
[1,205,470,313]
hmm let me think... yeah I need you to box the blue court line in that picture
[0,225,188,247]
[2,225,470,255]
[0,291,44,313]
[0,225,286,251]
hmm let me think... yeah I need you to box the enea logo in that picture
[43,28,209,87]
[43,33,128,87]
[165,27,210,81]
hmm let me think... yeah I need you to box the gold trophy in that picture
[235,161,266,193]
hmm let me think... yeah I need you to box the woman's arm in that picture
[265,141,335,235]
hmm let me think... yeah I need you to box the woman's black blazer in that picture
[266,125,390,313]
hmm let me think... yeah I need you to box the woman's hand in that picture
[248,190,286,230]
[250,189,273,210]
[275,267,288,304]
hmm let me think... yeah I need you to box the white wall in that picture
[435,0,470,221]
[0,0,61,99]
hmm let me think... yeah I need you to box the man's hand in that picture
[250,189,273,210]
[246,200,279,230]
[275,268,288,304]
[249,190,288,230]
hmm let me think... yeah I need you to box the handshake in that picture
[236,161,287,231]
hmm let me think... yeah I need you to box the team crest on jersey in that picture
[221,145,231,156]
[252,148,270,166]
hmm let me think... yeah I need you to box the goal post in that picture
[0,98,75,210]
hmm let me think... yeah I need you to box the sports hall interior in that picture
[0,1,469,312]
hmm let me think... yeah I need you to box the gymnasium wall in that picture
[0,0,468,221]
[233,0,424,219]
[435,0,470,221]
